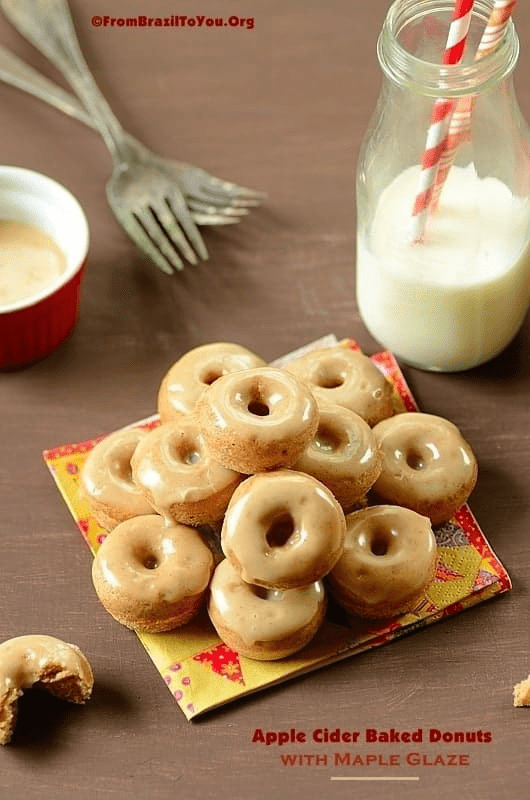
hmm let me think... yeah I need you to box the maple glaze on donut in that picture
[221,470,346,590]
[328,505,437,619]
[0,635,93,745]
[208,559,327,660]
[131,418,242,526]
[197,366,319,473]
[158,342,266,422]
[372,412,478,524]
[91,515,214,632]
[284,344,394,426]
[292,402,382,508]
[80,426,154,531]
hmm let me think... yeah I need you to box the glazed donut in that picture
[158,342,266,422]
[197,366,319,473]
[221,470,346,590]
[79,426,154,531]
[328,505,437,619]
[372,412,478,525]
[208,559,327,661]
[284,344,394,427]
[0,635,93,745]
[131,418,243,526]
[91,515,214,632]
[292,402,382,509]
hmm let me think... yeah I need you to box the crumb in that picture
[513,675,530,707]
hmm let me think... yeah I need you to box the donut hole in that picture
[172,436,202,466]
[312,422,343,453]
[199,364,224,385]
[406,448,426,470]
[315,373,344,389]
[112,458,133,483]
[182,448,201,465]
[247,399,270,417]
[109,444,136,486]
[251,585,284,601]
[312,361,347,389]
[370,533,390,557]
[266,513,296,548]
[134,545,160,570]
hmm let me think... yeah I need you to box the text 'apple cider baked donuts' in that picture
[283,344,394,427]
[197,366,319,473]
[157,342,266,422]
[221,470,346,590]
[208,559,327,661]
[91,515,215,632]
[327,505,437,619]
[79,426,154,531]
[130,417,243,526]
[371,412,478,525]
[0,635,93,745]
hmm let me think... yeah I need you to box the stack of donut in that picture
[81,341,478,660]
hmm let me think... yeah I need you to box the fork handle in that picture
[0,44,96,128]
[0,0,131,160]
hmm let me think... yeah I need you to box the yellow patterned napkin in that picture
[43,337,511,719]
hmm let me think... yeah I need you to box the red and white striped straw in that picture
[431,0,518,210]
[411,0,474,242]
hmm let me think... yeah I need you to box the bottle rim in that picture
[377,0,519,97]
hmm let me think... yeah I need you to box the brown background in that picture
[1,1,529,798]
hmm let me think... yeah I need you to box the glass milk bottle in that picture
[356,0,530,371]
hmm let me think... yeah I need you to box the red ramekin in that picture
[0,166,89,370]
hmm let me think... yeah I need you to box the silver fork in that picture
[0,45,265,228]
[1,0,209,274]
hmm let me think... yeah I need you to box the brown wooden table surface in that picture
[1,1,529,798]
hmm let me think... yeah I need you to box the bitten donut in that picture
[80,426,154,531]
[91,515,214,632]
[328,505,437,619]
[372,412,478,525]
[131,418,243,526]
[208,559,327,660]
[284,344,394,426]
[292,402,382,509]
[157,342,266,422]
[197,366,319,473]
[221,470,346,589]
[0,635,93,745]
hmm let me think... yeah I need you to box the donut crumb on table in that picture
[513,675,530,707]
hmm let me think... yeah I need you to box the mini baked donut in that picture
[372,412,478,525]
[208,559,327,660]
[328,505,437,619]
[284,345,394,426]
[158,342,266,422]
[91,515,214,632]
[131,418,242,526]
[80,426,154,531]
[292,402,382,509]
[197,366,319,473]
[0,634,93,745]
[221,470,346,590]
